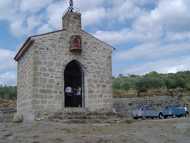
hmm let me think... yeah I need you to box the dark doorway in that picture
[64,60,83,107]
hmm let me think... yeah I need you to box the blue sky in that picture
[0,0,190,85]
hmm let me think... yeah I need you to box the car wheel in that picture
[172,114,176,118]
[133,117,138,120]
[159,113,164,119]
[142,116,146,120]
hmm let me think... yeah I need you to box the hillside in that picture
[113,71,190,97]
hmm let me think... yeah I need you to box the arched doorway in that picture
[64,60,83,107]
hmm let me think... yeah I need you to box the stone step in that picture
[48,112,129,124]
[62,108,87,113]
[0,108,16,122]
[47,111,121,123]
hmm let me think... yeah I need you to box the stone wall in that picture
[113,96,186,116]
[31,29,112,114]
[17,46,35,120]
[0,108,16,122]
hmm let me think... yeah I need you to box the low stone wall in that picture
[113,96,189,116]
[0,108,16,122]
[1,96,190,121]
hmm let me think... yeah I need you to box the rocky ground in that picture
[0,99,16,108]
[0,117,190,143]
[0,97,190,143]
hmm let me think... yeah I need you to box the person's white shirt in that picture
[184,106,187,112]
[65,86,72,93]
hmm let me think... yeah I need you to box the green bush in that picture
[0,86,17,99]
[113,71,190,93]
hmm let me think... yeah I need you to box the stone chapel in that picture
[14,2,113,120]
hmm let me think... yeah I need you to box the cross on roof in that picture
[69,0,74,12]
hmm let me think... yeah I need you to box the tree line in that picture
[0,86,17,99]
[113,71,190,93]
[1,71,190,99]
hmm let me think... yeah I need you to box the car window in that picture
[145,107,154,110]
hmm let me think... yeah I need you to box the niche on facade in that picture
[70,35,82,52]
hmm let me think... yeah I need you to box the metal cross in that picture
[69,0,74,11]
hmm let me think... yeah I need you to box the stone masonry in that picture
[15,10,113,121]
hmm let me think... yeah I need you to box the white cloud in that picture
[20,0,54,13]
[94,29,129,45]
[0,72,16,85]
[134,0,158,7]
[115,42,190,61]
[46,1,67,29]
[93,26,161,45]
[113,40,190,76]
[165,31,190,42]
[136,0,190,33]
[0,48,16,72]
[122,56,190,75]
[0,0,15,20]
[113,40,190,75]
[0,0,63,37]
[110,0,190,75]
[0,48,16,85]
[107,0,190,46]
[0,0,157,37]
[83,8,106,26]
[26,15,42,33]
[37,24,53,34]
[74,0,105,11]
[10,20,26,37]
[1,0,189,38]
[108,0,142,21]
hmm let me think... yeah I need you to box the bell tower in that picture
[62,0,81,31]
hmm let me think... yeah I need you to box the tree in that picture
[0,86,17,99]
[120,80,130,91]
[112,71,190,94]
[145,71,160,78]
[112,79,122,90]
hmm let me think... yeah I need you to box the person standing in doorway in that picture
[76,87,81,96]
[65,86,73,107]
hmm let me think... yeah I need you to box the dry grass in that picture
[0,99,16,108]
[113,90,137,98]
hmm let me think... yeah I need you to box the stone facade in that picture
[15,10,113,120]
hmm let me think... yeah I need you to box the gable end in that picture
[14,29,65,61]
[14,38,34,61]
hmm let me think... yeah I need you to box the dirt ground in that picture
[0,117,190,143]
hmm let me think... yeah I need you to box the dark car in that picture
[159,105,188,119]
